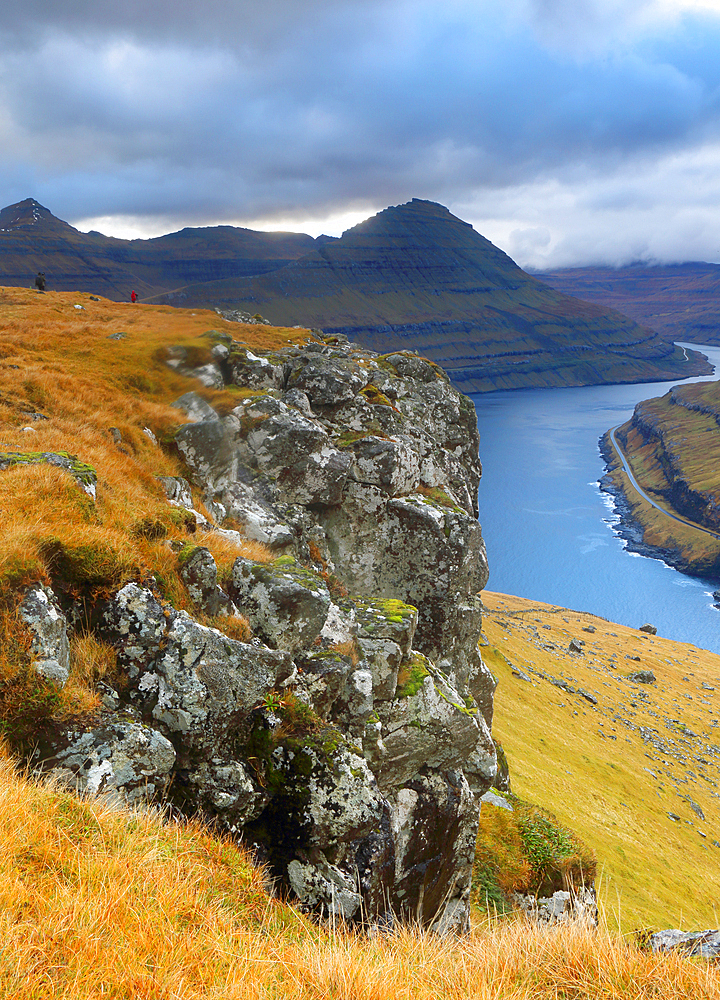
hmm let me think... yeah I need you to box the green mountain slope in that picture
[483,590,720,931]
[601,379,720,578]
[156,199,710,391]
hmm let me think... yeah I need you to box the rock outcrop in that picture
[32,331,497,932]
[649,928,720,959]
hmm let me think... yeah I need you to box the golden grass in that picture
[0,287,297,734]
[1,745,718,999]
[482,590,720,932]
[0,286,306,594]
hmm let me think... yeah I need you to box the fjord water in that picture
[472,344,720,655]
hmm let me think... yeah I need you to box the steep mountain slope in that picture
[156,200,709,391]
[538,262,720,347]
[483,591,720,931]
[0,199,709,390]
[0,198,317,300]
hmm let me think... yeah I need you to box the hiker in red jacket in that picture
[130,290,137,303]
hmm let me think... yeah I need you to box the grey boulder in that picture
[19,585,70,687]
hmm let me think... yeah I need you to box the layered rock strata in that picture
[33,333,497,932]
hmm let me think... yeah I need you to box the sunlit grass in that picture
[0,287,299,738]
[483,590,720,932]
[0,744,718,998]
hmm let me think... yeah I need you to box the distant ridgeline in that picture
[0,197,710,391]
[538,262,720,350]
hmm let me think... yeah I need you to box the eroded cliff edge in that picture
[24,329,498,932]
[600,379,720,581]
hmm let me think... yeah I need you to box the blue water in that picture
[472,344,720,654]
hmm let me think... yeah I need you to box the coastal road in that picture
[608,426,720,541]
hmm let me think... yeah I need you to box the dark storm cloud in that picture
[1,0,720,264]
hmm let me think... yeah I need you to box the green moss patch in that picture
[472,796,597,914]
[396,653,431,698]
[0,451,97,493]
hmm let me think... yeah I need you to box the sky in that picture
[3,0,720,268]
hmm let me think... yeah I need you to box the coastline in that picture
[598,430,720,586]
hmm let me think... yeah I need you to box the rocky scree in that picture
[28,333,496,933]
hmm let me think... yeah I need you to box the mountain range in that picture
[0,197,709,390]
[538,262,720,348]
[0,197,323,299]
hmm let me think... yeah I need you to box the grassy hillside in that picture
[602,380,720,577]
[0,286,310,733]
[482,590,720,931]
[2,749,720,998]
[0,285,719,995]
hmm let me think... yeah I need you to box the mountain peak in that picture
[0,198,77,235]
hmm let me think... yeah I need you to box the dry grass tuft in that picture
[0,741,717,999]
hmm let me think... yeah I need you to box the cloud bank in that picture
[2,0,720,265]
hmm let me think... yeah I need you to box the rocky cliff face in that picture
[29,329,497,931]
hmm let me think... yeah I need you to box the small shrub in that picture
[472,795,597,914]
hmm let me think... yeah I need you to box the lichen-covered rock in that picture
[376,658,495,791]
[179,545,234,616]
[239,397,352,505]
[157,475,195,510]
[183,759,269,824]
[160,336,496,927]
[512,888,598,927]
[229,556,330,651]
[171,391,219,423]
[140,611,293,753]
[28,333,500,933]
[174,418,238,492]
[220,482,295,549]
[301,743,384,845]
[285,354,366,407]
[320,489,487,664]
[288,856,362,919]
[296,650,355,716]
[19,585,70,687]
[649,928,720,958]
[101,583,293,755]
[101,583,168,679]
[346,435,420,495]
[228,347,284,389]
[41,722,176,804]
[165,349,224,389]
[387,769,480,933]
